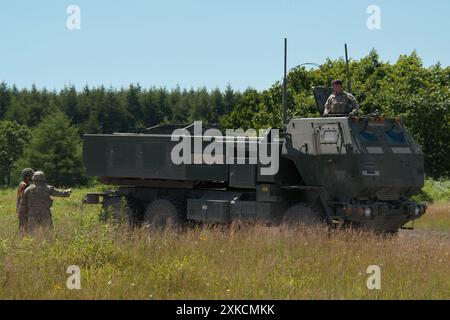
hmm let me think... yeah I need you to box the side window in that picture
[357,130,382,154]
[320,126,339,144]
[385,130,407,145]
[359,131,378,144]
[318,124,344,154]
[322,129,338,143]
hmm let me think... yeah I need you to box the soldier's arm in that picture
[49,186,72,198]
[18,192,28,219]
[17,182,27,197]
[348,93,360,113]
[323,97,332,116]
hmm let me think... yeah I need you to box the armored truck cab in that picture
[83,114,427,233]
[282,116,426,231]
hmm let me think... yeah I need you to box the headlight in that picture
[364,207,372,218]
[414,206,421,216]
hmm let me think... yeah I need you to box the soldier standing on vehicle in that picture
[16,168,34,231]
[18,171,72,232]
[323,79,360,117]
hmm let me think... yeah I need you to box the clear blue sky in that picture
[1,0,449,91]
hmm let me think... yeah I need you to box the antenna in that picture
[282,38,288,128]
[345,43,351,93]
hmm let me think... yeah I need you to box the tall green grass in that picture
[0,189,449,300]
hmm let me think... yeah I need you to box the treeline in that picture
[0,84,242,186]
[0,84,241,135]
[0,49,449,187]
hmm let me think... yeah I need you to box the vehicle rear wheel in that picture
[282,203,326,227]
[143,198,184,230]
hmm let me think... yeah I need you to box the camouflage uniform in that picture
[17,168,34,231]
[19,171,71,232]
[323,91,360,116]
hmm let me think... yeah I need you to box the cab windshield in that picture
[351,119,417,154]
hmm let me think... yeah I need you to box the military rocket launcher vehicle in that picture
[82,42,427,233]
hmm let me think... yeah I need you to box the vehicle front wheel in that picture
[143,198,184,230]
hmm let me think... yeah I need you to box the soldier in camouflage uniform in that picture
[17,168,35,231]
[18,171,72,232]
[323,79,360,117]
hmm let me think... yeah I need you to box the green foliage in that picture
[18,112,86,186]
[4,85,58,126]
[0,82,11,120]
[413,179,450,203]
[0,121,31,186]
[221,89,262,130]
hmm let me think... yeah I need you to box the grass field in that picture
[0,188,449,300]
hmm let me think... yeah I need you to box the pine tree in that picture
[20,112,86,186]
[0,121,31,186]
[0,82,11,120]
[126,84,144,131]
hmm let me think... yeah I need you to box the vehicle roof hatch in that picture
[313,86,333,115]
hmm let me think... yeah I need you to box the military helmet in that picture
[32,171,46,184]
[21,168,35,179]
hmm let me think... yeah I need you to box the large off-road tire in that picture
[102,197,136,226]
[282,203,326,228]
[143,198,184,230]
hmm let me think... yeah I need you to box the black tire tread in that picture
[143,197,184,229]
